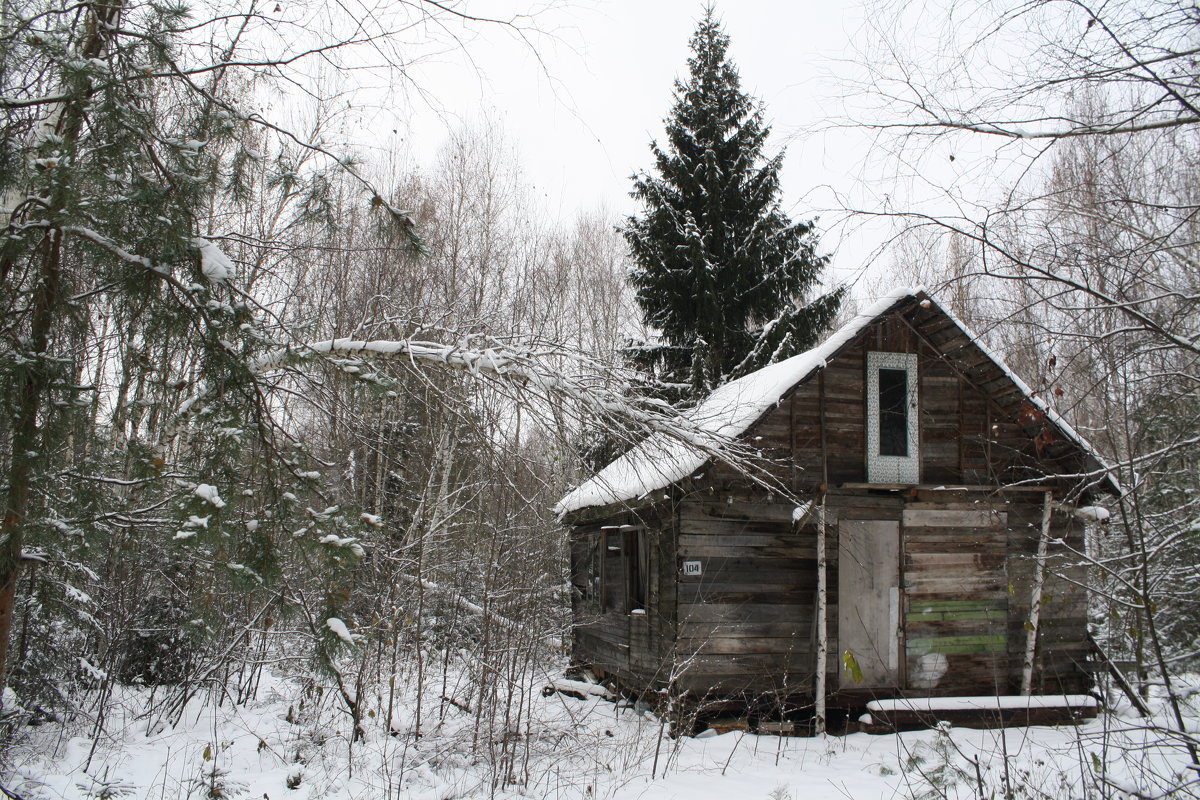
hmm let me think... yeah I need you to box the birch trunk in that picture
[815,497,828,733]
[1020,490,1053,695]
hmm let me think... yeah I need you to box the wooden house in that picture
[556,289,1113,728]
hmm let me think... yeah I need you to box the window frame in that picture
[576,533,602,611]
[598,526,648,614]
[626,528,648,612]
[866,351,920,484]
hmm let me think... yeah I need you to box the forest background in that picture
[0,0,1196,797]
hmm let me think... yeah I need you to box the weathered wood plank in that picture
[679,587,818,605]
[902,509,1008,528]
[904,538,1006,554]
[679,636,815,656]
[678,620,812,639]
[672,672,815,695]
[677,544,822,560]
[905,576,1009,594]
[678,603,817,624]
[671,652,816,672]
[905,553,1006,572]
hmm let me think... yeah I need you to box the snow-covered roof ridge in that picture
[555,287,921,516]
[555,287,1114,516]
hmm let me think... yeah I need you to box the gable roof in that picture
[555,288,1114,516]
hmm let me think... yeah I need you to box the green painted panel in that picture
[906,634,1007,655]
[945,610,1007,621]
[906,610,1008,623]
[913,642,1007,655]
[906,599,1009,623]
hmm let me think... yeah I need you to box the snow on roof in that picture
[555,287,1114,517]
[555,287,919,516]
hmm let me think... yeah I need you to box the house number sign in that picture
[682,560,702,576]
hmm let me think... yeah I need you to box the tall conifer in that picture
[624,9,843,400]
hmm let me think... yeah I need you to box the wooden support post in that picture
[815,495,828,734]
[1021,490,1053,695]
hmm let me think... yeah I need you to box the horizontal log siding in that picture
[764,311,1090,491]
[571,506,677,691]
[672,498,826,695]
[905,303,1093,482]
[687,299,1098,499]
[822,348,868,485]
[567,297,1096,699]
[899,497,1090,696]
[667,488,1089,698]
[1005,504,1091,693]
[902,501,1011,694]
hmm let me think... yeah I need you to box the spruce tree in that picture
[624,9,843,400]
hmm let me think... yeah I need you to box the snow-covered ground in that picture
[5,669,1196,799]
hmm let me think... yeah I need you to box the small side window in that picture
[867,352,919,483]
[574,534,602,612]
[599,526,648,614]
[626,529,648,612]
[601,530,624,612]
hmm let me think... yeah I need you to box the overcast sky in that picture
[332,0,1007,292]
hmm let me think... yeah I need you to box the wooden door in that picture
[838,519,900,688]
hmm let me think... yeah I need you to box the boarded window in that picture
[601,531,625,612]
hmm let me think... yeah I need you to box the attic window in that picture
[867,352,919,483]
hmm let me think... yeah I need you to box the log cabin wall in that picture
[664,487,1088,699]
[899,492,1088,696]
[569,503,678,692]
[567,298,1095,700]
[662,305,1092,699]
[1005,503,1090,694]
[672,495,825,696]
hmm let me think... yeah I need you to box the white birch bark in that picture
[815,497,828,733]
[1021,491,1054,695]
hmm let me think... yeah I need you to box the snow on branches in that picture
[173,332,781,513]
